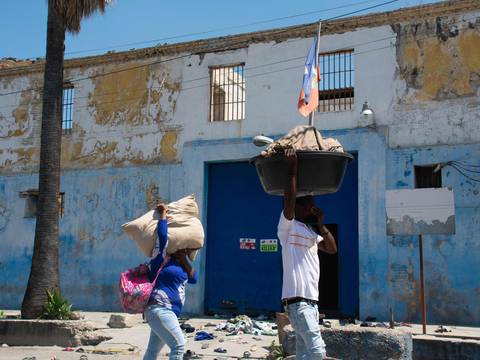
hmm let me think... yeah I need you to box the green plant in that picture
[41,288,73,320]
[267,340,286,360]
[0,310,5,319]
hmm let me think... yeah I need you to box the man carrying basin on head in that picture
[278,147,337,360]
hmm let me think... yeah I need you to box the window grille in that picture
[62,84,74,134]
[209,64,245,122]
[318,49,354,112]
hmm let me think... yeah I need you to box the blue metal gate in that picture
[205,158,358,317]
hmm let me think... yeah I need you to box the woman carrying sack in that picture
[143,203,197,360]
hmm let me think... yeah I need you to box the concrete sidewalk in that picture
[0,311,277,360]
[2,311,480,360]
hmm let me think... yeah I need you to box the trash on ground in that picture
[185,350,203,359]
[194,331,215,341]
[181,322,196,333]
[435,325,452,333]
[214,348,227,353]
[216,314,278,336]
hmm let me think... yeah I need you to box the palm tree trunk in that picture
[21,0,65,319]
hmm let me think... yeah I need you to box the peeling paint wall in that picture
[0,165,186,310]
[0,59,183,172]
[387,144,480,324]
[0,4,479,324]
[389,13,480,148]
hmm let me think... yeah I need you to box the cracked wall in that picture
[0,60,183,173]
[395,17,480,101]
[388,13,480,148]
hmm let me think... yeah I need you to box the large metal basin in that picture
[250,151,354,196]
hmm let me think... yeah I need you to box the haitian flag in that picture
[298,37,320,117]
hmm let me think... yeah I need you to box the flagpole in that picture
[309,20,322,127]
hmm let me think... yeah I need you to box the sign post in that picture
[386,188,455,335]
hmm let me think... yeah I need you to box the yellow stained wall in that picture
[397,24,480,101]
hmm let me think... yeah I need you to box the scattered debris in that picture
[194,331,215,341]
[360,321,375,327]
[185,350,203,359]
[201,343,210,349]
[216,315,278,336]
[435,325,452,333]
[181,322,196,333]
[214,347,227,353]
[70,311,85,320]
[107,314,137,328]
[243,350,251,358]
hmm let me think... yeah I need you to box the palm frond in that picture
[52,0,111,33]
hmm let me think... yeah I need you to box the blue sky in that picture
[2,0,440,60]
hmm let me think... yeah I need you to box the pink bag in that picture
[118,258,169,314]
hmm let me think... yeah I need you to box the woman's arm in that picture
[156,203,168,259]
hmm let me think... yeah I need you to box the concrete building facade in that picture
[0,0,479,325]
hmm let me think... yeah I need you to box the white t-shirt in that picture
[278,211,323,301]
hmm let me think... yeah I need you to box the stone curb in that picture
[0,319,111,347]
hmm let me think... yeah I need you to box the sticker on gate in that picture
[260,239,278,252]
[240,238,256,250]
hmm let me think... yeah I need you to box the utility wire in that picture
[1,13,477,116]
[447,163,480,183]
[2,12,477,112]
[0,0,401,98]
[64,0,389,57]
[450,161,480,174]
[451,160,480,169]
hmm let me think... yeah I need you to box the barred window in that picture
[62,84,74,134]
[209,64,245,122]
[318,49,354,112]
[415,165,442,188]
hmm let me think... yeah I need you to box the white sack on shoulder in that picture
[121,194,204,261]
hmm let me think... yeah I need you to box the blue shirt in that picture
[148,219,197,316]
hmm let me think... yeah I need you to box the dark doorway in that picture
[318,224,339,314]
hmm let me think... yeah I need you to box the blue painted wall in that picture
[0,165,188,311]
[386,144,480,325]
[0,130,479,325]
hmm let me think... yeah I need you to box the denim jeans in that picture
[143,304,186,360]
[286,301,326,360]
